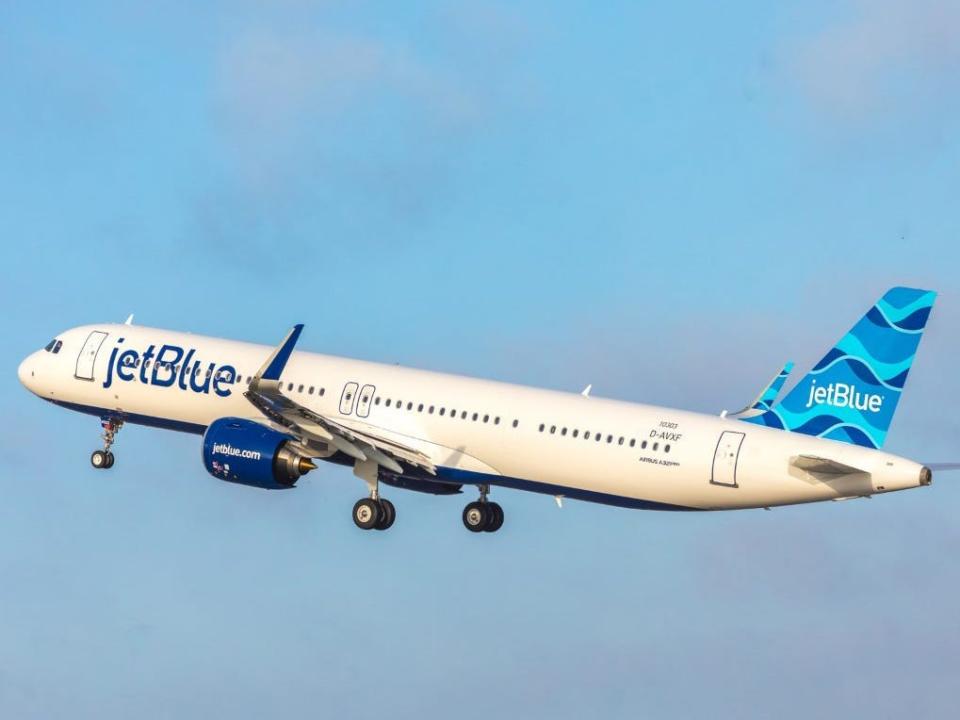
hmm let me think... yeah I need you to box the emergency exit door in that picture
[711,431,745,488]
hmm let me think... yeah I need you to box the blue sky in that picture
[2,1,960,717]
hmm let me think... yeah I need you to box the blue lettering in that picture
[177,349,196,390]
[102,340,121,389]
[213,365,237,398]
[139,345,156,384]
[151,345,184,387]
[189,361,214,394]
[116,350,139,382]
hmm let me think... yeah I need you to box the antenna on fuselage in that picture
[124,314,134,325]
[581,384,592,398]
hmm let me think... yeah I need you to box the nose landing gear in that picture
[91,418,122,470]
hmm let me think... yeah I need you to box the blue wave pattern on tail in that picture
[752,362,794,412]
[741,287,936,448]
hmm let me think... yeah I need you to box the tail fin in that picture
[742,287,936,448]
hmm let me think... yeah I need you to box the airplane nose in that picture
[18,356,34,389]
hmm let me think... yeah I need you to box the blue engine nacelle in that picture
[202,417,317,489]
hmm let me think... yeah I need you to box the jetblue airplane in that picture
[17,287,957,533]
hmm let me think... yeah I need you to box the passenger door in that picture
[711,431,745,488]
[75,331,108,381]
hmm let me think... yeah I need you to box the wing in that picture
[244,325,436,477]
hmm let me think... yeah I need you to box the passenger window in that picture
[561,428,567,436]
[407,402,413,410]
[665,444,671,453]
[618,437,624,446]
[320,388,326,396]
[596,434,602,443]
[439,408,446,416]
[584,432,591,440]
[642,440,648,449]
[483,415,489,423]
[385,399,392,407]
[472,413,479,421]
[550,426,556,434]
[418,404,424,412]
[607,435,613,444]
[494,417,500,425]
[653,442,659,451]
[375,397,381,405]
[572,429,579,438]
[429,406,435,414]
[539,424,545,432]
[461,411,468,419]
[299,384,305,393]
[629,439,636,448]
[513,419,519,428]
[309,386,315,394]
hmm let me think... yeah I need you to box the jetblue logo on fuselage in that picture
[805,379,884,413]
[103,339,238,397]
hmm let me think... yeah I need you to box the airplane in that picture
[17,287,958,533]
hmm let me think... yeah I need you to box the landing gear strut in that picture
[91,418,122,470]
[462,485,504,533]
[352,459,396,531]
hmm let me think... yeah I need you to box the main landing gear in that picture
[91,418,123,470]
[352,459,396,531]
[462,485,504,533]
[352,497,396,531]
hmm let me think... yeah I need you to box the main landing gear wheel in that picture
[463,501,504,533]
[353,498,397,531]
[91,450,114,469]
[375,499,396,531]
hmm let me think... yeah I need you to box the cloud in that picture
[189,4,534,264]
[786,0,960,125]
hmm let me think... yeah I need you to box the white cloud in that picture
[787,0,960,123]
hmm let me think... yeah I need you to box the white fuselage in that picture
[18,324,929,510]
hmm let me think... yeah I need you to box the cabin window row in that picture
[370,395,520,428]
[537,423,671,453]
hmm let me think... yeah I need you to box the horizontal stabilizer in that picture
[731,361,794,418]
[791,455,868,476]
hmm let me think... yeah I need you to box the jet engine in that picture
[202,417,316,489]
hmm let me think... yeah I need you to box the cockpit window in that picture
[44,339,56,352]
[52,340,62,354]
[44,339,64,353]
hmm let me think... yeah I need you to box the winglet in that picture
[256,324,304,382]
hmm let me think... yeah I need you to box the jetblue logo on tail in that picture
[805,379,884,413]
